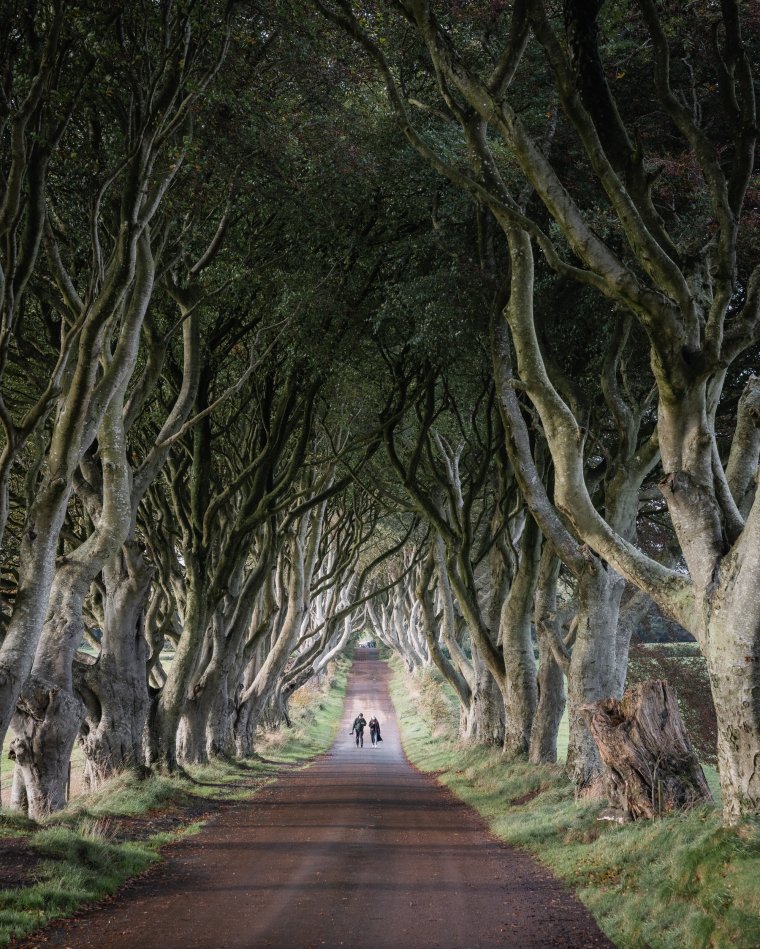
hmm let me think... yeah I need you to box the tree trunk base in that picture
[9,677,84,819]
[582,679,712,820]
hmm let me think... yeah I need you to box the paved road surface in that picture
[23,650,614,948]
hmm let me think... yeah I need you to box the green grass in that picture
[703,765,722,801]
[0,657,350,947]
[256,658,350,763]
[389,659,760,949]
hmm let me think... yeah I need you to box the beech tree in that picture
[312,0,759,818]
[4,0,754,829]
[73,207,237,792]
[2,1,232,816]
[280,497,417,710]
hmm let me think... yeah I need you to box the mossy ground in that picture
[389,660,760,949]
[0,658,349,947]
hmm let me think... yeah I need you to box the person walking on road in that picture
[368,715,382,747]
[350,712,367,747]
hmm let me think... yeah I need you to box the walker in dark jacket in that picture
[350,713,367,747]
[368,716,382,746]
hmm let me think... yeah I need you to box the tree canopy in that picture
[0,0,757,823]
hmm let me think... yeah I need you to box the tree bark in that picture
[77,542,153,790]
[499,516,540,758]
[461,644,504,745]
[8,681,82,819]
[235,524,309,744]
[702,593,760,823]
[584,679,712,819]
[9,363,137,816]
[147,571,209,772]
[529,547,566,763]
[566,563,623,793]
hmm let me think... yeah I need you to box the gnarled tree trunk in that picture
[461,644,504,745]
[146,572,209,772]
[584,679,712,819]
[529,548,566,764]
[566,563,625,794]
[8,681,82,819]
[499,516,541,758]
[703,601,760,823]
[77,543,153,790]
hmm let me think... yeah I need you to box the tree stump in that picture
[581,679,713,820]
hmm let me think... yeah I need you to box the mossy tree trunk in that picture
[584,679,712,818]
[529,548,566,764]
[321,0,758,819]
[77,542,154,791]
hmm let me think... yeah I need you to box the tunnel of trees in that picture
[0,0,758,823]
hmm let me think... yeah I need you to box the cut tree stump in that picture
[581,679,713,820]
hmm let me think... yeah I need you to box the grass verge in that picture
[0,657,350,947]
[388,659,760,949]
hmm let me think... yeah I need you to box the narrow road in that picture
[28,650,614,948]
